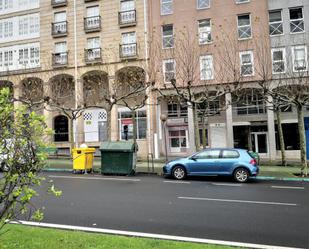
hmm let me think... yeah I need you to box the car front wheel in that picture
[172,166,186,180]
[234,168,249,183]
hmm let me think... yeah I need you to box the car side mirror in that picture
[190,156,197,161]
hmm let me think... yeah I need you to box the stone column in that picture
[187,103,196,153]
[13,83,21,109]
[225,93,234,148]
[267,95,277,161]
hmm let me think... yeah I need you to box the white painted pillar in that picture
[75,78,84,146]
[154,133,159,159]
[267,95,277,161]
[110,104,118,141]
[225,93,234,148]
[187,103,196,153]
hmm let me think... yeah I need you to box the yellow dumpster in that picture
[72,148,96,173]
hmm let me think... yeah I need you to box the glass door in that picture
[251,132,268,155]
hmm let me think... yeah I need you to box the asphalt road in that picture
[29,173,309,248]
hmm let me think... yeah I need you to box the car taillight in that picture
[250,159,257,165]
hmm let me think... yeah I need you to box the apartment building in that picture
[0,0,151,156]
[268,0,309,159]
[148,0,280,159]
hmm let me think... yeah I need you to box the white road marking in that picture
[212,183,243,187]
[48,175,141,182]
[164,181,190,184]
[10,221,302,249]
[271,186,305,190]
[178,197,298,206]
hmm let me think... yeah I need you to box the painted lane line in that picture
[48,175,141,182]
[178,197,298,206]
[10,221,302,249]
[164,181,191,184]
[271,186,305,190]
[212,183,243,187]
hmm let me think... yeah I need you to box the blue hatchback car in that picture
[163,148,259,182]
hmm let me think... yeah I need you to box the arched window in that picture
[54,115,69,142]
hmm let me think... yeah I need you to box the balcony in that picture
[52,52,68,67]
[51,0,67,7]
[84,16,101,33]
[118,10,136,27]
[52,21,67,37]
[85,48,102,64]
[119,43,137,59]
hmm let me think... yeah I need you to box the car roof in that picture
[201,148,246,151]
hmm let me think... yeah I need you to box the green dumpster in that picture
[100,141,137,175]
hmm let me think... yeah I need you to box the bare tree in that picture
[254,33,288,166]
[152,26,244,151]
[275,54,309,176]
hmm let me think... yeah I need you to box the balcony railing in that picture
[238,25,251,39]
[119,43,137,59]
[85,48,102,63]
[52,52,68,67]
[52,21,67,37]
[234,104,266,115]
[118,10,136,27]
[269,21,283,36]
[84,16,101,32]
[51,0,67,7]
[290,19,304,33]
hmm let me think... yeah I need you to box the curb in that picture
[43,168,160,175]
[43,168,309,182]
[43,168,72,172]
[256,176,309,182]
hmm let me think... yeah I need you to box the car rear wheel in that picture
[172,166,186,180]
[234,168,249,183]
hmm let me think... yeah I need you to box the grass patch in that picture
[0,224,243,249]
[258,166,302,178]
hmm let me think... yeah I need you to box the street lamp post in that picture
[160,114,168,163]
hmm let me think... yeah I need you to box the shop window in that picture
[275,123,300,150]
[118,109,147,140]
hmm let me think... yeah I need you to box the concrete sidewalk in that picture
[45,157,309,182]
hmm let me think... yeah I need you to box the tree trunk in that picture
[192,103,200,151]
[297,105,307,176]
[202,115,207,149]
[276,110,287,166]
[132,110,137,147]
[107,110,112,142]
[248,126,253,151]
